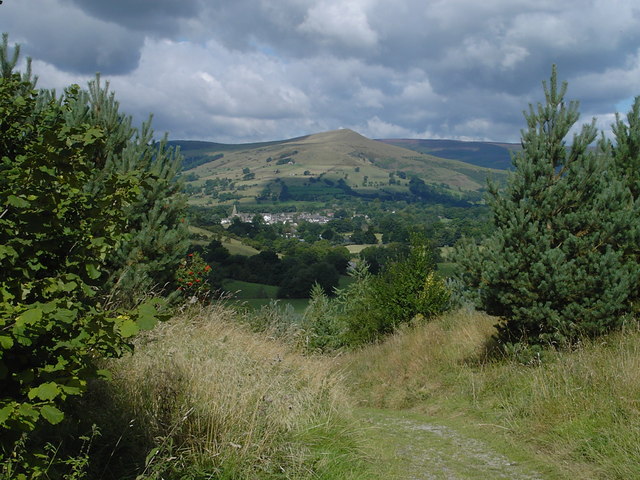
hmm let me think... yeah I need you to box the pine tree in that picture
[454,67,640,346]
[56,76,190,306]
[608,96,640,307]
[611,97,640,200]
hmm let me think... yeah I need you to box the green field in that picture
[221,237,260,256]
[346,243,377,254]
[221,279,311,312]
[235,298,310,314]
[222,279,279,298]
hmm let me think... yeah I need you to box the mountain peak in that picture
[295,128,370,146]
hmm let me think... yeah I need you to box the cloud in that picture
[2,0,143,74]
[359,116,426,139]
[101,39,315,142]
[298,0,378,50]
[65,0,201,34]
[1,0,640,143]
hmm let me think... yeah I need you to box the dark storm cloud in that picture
[1,0,143,74]
[65,0,202,34]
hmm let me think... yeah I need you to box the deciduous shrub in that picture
[341,237,450,345]
[0,36,168,477]
[175,252,213,302]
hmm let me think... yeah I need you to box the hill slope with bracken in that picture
[171,129,508,206]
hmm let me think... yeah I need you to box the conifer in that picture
[1,35,189,307]
[455,67,640,345]
[60,76,189,305]
[608,97,640,306]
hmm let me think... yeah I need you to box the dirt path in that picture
[357,408,544,480]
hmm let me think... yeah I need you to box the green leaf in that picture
[17,402,39,421]
[6,195,30,207]
[61,281,78,292]
[40,404,64,425]
[0,335,13,349]
[118,318,139,338]
[85,262,100,280]
[60,384,82,396]
[15,307,43,326]
[51,308,76,324]
[135,302,159,331]
[28,382,60,401]
[0,404,13,425]
[96,369,112,381]
[136,315,157,331]
[0,245,18,261]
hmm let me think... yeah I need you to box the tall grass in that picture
[341,309,640,479]
[89,303,368,479]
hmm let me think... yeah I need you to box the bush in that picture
[341,238,450,345]
[175,252,213,302]
[301,283,345,352]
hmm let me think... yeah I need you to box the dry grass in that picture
[104,303,368,479]
[341,308,496,411]
[340,309,640,479]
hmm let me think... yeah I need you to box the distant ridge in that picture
[377,138,519,170]
[171,133,518,172]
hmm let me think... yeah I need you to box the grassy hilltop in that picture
[171,129,508,206]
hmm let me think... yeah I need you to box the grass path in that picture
[357,408,546,480]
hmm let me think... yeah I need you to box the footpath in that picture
[357,408,545,480]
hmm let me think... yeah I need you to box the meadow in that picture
[85,303,371,479]
[86,304,640,479]
[341,309,640,479]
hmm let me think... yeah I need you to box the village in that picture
[220,204,333,226]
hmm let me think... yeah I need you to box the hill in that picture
[377,138,519,170]
[171,129,508,206]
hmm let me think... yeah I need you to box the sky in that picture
[1,0,640,143]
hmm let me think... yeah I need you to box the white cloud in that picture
[298,0,378,49]
[360,116,418,139]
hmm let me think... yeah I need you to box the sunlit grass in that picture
[341,309,640,479]
[103,303,370,479]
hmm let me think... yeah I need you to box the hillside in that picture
[171,129,508,206]
[378,138,519,170]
